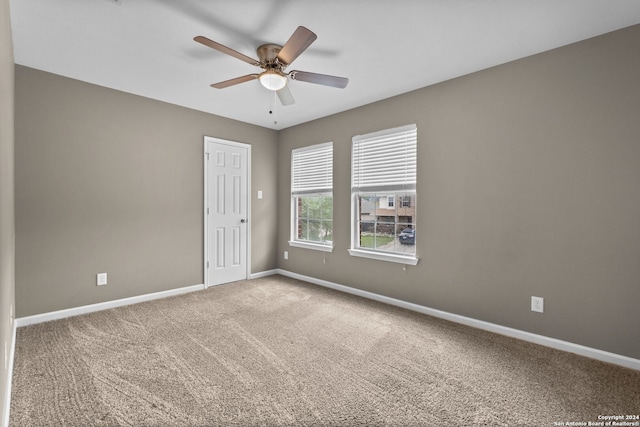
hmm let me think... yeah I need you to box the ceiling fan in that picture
[194,26,348,106]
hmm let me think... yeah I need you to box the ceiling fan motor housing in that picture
[256,44,288,90]
[257,44,284,68]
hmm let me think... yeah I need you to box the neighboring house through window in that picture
[289,142,333,252]
[349,124,418,265]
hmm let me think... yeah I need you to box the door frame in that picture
[203,136,252,288]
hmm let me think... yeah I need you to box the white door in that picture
[205,137,250,287]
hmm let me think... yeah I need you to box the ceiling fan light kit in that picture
[259,70,287,91]
[194,26,348,106]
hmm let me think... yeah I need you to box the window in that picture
[387,196,394,208]
[290,142,333,251]
[350,124,418,265]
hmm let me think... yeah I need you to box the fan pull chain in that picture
[269,91,278,125]
[272,90,278,125]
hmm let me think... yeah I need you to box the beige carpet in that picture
[10,275,640,426]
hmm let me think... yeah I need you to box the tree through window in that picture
[290,142,333,250]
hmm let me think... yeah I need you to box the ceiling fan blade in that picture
[289,70,349,89]
[211,74,259,89]
[277,26,317,66]
[277,85,295,106]
[194,36,260,66]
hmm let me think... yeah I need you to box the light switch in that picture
[258,190,263,199]
[97,273,108,286]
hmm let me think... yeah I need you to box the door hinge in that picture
[205,152,210,161]
[207,207,209,215]
[207,261,210,269]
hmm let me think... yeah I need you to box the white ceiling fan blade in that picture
[277,85,295,106]
[289,70,348,88]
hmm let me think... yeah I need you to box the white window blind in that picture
[292,142,333,195]
[352,124,417,193]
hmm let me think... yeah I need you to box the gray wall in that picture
[277,25,640,360]
[0,0,15,422]
[15,66,279,317]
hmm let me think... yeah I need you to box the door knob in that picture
[240,218,246,223]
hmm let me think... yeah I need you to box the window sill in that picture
[288,241,334,253]
[348,249,419,265]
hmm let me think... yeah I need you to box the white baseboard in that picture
[276,269,640,371]
[15,284,205,328]
[2,321,16,427]
[249,269,279,280]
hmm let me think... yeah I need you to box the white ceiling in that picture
[10,0,640,130]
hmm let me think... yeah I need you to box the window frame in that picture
[349,124,418,265]
[289,142,334,252]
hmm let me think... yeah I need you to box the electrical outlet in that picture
[531,296,544,313]
[284,251,288,260]
[97,273,108,286]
